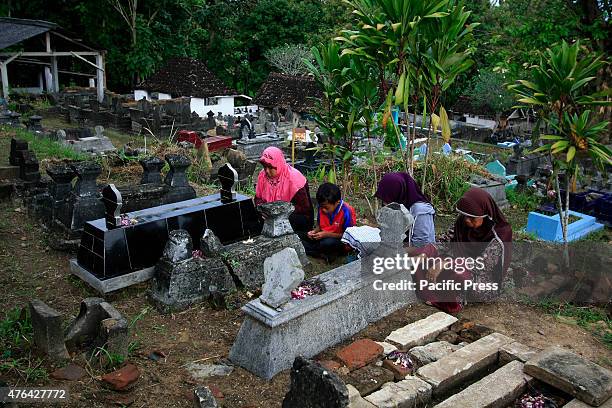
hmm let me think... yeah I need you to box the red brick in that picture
[382,358,413,380]
[101,364,140,390]
[336,339,383,371]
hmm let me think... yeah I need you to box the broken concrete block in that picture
[499,341,539,364]
[365,376,432,408]
[29,299,69,361]
[64,297,105,348]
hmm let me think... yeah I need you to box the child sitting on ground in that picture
[301,182,356,261]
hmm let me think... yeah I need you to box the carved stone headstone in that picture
[18,150,41,182]
[218,163,238,204]
[164,154,191,188]
[94,125,105,138]
[56,129,67,141]
[102,184,123,230]
[259,201,294,237]
[272,107,280,124]
[162,230,193,263]
[285,106,293,122]
[72,162,101,198]
[260,248,304,309]
[377,203,414,246]
[46,163,75,202]
[139,156,165,184]
[201,229,223,257]
[28,115,43,131]
[163,154,196,203]
[9,138,28,166]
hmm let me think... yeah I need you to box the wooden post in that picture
[0,62,9,100]
[95,53,105,102]
[291,128,296,166]
[202,139,212,171]
[51,56,59,92]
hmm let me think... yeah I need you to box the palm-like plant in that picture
[509,41,610,266]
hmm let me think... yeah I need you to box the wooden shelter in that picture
[0,17,106,101]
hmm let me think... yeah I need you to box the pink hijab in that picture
[256,147,307,203]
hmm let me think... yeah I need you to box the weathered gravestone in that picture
[282,357,349,408]
[29,300,70,361]
[260,248,304,309]
[148,229,235,313]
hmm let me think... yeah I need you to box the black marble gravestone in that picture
[74,164,263,283]
[219,163,238,203]
[102,184,122,229]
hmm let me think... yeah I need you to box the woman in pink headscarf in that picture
[255,147,314,233]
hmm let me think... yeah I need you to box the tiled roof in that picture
[138,57,237,98]
[253,72,322,112]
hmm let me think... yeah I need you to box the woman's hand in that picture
[426,265,442,282]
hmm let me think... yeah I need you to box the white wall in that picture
[134,89,149,101]
[464,114,496,129]
[158,93,171,100]
[190,96,236,117]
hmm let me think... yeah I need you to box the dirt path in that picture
[0,198,610,408]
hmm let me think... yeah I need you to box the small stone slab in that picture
[375,341,398,356]
[346,364,394,396]
[409,341,461,366]
[365,376,432,408]
[347,384,376,408]
[416,332,514,396]
[386,312,458,349]
[337,339,384,371]
[433,360,532,408]
[499,341,539,364]
[524,346,612,406]
[185,363,233,380]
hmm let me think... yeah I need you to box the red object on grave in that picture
[176,130,203,149]
[205,135,233,152]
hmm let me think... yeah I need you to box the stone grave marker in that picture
[102,184,123,229]
[139,156,165,184]
[260,248,304,309]
[259,201,294,237]
[218,163,238,203]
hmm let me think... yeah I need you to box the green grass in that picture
[0,307,49,384]
[536,299,612,348]
[1,125,86,162]
[507,188,542,212]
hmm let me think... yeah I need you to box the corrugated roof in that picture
[253,72,322,112]
[0,18,57,50]
[138,57,237,98]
